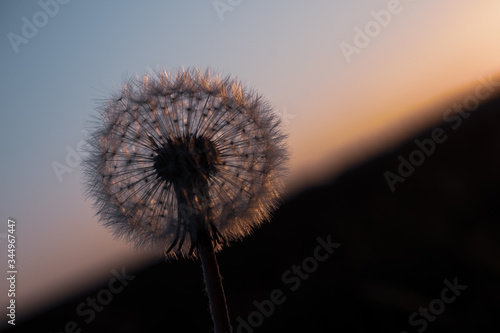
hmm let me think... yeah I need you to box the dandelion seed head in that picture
[83,68,288,258]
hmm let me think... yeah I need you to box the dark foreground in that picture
[8,93,500,332]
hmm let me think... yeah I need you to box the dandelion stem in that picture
[198,229,233,333]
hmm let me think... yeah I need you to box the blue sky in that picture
[1,0,500,322]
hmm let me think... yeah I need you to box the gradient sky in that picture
[1,0,500,322]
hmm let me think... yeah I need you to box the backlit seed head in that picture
[83,68,288,259]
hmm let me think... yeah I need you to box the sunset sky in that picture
[1,0,500,322]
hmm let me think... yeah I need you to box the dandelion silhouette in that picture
[83,68,288,332]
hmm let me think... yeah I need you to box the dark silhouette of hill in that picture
[7,93,500,332]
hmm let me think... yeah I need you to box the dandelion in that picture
[82,68,288,332]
